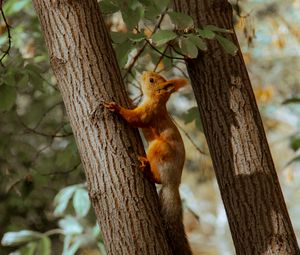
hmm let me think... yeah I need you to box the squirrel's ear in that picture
[165,78,188,92]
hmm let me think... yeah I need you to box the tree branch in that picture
[0,0,12,66]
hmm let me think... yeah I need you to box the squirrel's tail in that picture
[159,185,192,255]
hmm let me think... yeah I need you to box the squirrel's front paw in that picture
[103,102,120,112]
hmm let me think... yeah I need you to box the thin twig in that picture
[153,45,169,72]
[169,44,187,58]
[33,101,63,130]
[173,65,189,78]
[145,39,185,60]
[0,0,11,66]
[43,162,81,176]
[123,43,148,79]
[123,8,169,79]
[17,114,72,138]
[32,142,54,163]
[171,116,206,155]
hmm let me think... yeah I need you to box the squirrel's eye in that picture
[149,78,154,83]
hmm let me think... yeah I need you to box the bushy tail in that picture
[159,185,192,255]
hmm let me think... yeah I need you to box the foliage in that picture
[103,0,238,73]
[1,184,105,255]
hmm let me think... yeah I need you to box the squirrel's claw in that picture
[138,156,150,172]
[103,102,120,112]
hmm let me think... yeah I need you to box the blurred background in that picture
[0,0,299,254]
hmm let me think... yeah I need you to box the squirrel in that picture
[104,71,192,255]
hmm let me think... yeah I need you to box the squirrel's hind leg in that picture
[138,156,161,184]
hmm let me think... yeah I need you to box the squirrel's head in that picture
[141,71,188,101]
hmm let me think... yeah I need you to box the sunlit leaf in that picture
[98,242,107,255]
[73,188,90,218]
[54,186,77,216]
[58,216,83,235]
[1,230,41,246]
[4,0,30,15]
[62,235,90,255]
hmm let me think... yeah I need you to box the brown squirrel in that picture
[105,71,192,255]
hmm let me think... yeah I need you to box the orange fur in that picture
[105,71,192,255]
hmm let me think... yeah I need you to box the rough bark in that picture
[33,1,171,254]
[174,0,299,254]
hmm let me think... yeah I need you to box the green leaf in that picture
[37,236,51,255]
[59,216,83,235]
[18,73,29,88]
[16,242,37,255]
[97,242,107,255]
[4,69,16,87]
[55,144,76,169]
[286,155,300,167]
[187,34,207,51]
[73,188,90,218]
[144,4,161,20]
[121,6,144,30]
[4,0,30,15]
[179,37,198,58]
[151,30,177,46]
[128,32,146,42]
[204,25,233,33]
[99,0,119,14]
[215,35,238,56]
[63,236,89,255]
[0,84,17,111]
[197,28,215,39]
[1,230,41,246]
[114,40,132,68]
[54,185,77,216]
[282,97,300,105]
[25,64,45,91]
[110,32,128,44]
[137,0,152,6]
[168,11,194,29]
[290,137,300,151]
[92,224,101,237]
[182,107,203,131]
[153,0,170,12]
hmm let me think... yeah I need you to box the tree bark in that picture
[174,1,299,254]
[33,1,171,254]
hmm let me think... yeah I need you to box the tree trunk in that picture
[174,1,299,254]
[33,1,171,254]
